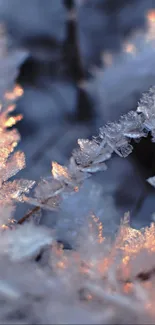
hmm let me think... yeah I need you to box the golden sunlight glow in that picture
[4,85,24,101]
[0,224,8,230]
[5,115,23,128]
[14,152,25,171]
[122,255,130,265]
[91,214,104,244]
[12,141,18,148]
[123,282,133,294]
[56,260,67,270]
[147,9,155,22]
[146,9,155,42]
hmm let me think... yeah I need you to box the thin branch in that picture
[17,206,41,225]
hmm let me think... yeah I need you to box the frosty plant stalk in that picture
[21,86,155,221]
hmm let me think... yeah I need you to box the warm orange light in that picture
[86,294,93,301]
[146,9,155,43]
[147,10,155,22]
[124,43,136,55]
[5,115,23,128]
[0,224,8,230]
[91,214,104,244]
[4,85,24,101]
[56,261,67,270]
[122,255,130,265]
[98,257,110,274]
[52,162,70,180]
[123,282,133,294]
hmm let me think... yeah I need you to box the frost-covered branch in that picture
[24,86,155,215]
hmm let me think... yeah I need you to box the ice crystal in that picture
[147,176,155,187]
[137,86,155,140]
[52,161,71,184]
[73,139,101,167]
[0,26,35,228]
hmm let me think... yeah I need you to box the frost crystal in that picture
[137,86,155,140]
[100,121,133,157]
[52,161,71,184]
[0,26,34,226]
[120,111,147,139]
[74,139,101,167]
